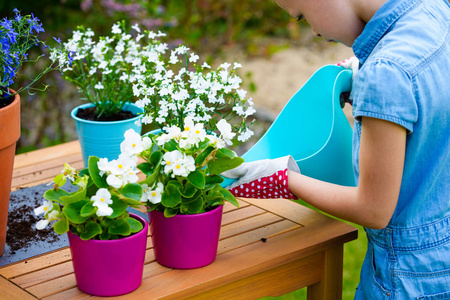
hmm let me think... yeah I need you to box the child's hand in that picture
[337,56,359,78]
[222,156,300,199]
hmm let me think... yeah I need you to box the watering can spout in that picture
[222,65,356,189]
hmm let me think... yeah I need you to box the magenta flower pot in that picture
[67,214,148,296]
[149,205,223,269]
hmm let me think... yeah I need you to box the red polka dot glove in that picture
[221,155,300,199]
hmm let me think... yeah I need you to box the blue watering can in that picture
[223,64,356,187]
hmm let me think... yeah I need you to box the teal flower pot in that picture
[71,103,143,166]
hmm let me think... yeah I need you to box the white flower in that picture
[91,188,113,205]
[131,23,141,33]
[147,182,164,204]
[201,62,211,69]
[238,128,254,142]
[236,89,247,99]
[94,82,104,90]
[217,119,236,145]
[233,62,242,69]
[111,23,122,34]
[97,158,109,176]
[172,155,195,177]
[162,150,184,175]
[142,136,153,150]
[36,219,50,230]
[34,200,53,216]
[189,53,199,63]
[120,129,144,156]
[156,126,181,146]
[219,62,231,70]
[91,188,113,217]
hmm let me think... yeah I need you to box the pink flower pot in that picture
[67,213,148,296]
[149,205,223,269]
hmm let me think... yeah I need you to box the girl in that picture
[224,0,450,298]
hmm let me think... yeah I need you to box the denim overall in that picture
[350,0,450,298]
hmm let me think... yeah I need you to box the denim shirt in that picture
[351,0,450,229]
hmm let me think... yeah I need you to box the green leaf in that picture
[205,175,224,185]
[163,207,178,218]
[187,170,205,189]
[215,148,237,159]
[53,219,69,234]
[137,162,153,175]
[108,198,128,218]
[80,201,97,217]
[60,189,87,204]
[207,156,244,175]
[219,188,240,207]
[53,174,67,187]
[163,140,178,152]
[80,221,102,240]
[186,196,204,214]
[88,156,108,188]
[139,165,161,186]
[180,182,197,198]
[182,189,202,204]
[126,217,143,233]
[161,183,182,207]
[151,151,164,166]
[195,146,215,165]
[119,183,143,201]
[108,219,131,236]
[43,189,71,204]
[63,200,90,224]
[99,231,111,240]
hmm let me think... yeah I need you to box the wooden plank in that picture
[242,198,327,226]
[221,205,265,226]
[218,220,301,254]
[0,248,71,279]
[220,212,283,239]
[188,253,323,300]
[43,288,91,300]
[26,273,77,299]
[0,276,36,300]
[13,141,81,169]
[11,261,73,289]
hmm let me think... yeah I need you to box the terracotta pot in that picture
[149,205,223,269]
[67,213,148,296]
[0,91,21,255]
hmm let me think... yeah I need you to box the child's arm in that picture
[288,116,406,229]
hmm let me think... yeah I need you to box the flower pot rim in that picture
[151,205,223,219]
[67,213,148,244]
[0,89,20,113]
[70,102,143,125]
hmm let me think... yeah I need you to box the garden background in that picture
[1,0,365,298]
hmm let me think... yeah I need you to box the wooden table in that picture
[1,141,357,299]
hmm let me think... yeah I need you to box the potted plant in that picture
[35,154,149,296]
[128,44,255,269]
[50,21,166,166]
[0,9,59,255]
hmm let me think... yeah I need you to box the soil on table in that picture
[6,190,60,255]
[76,106,136,122]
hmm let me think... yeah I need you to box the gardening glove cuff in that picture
[222,155,299,199]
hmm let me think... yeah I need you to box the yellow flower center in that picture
[195,130,200,134]
[184,126,190,131]
[118,164,123,169]
[176,164,181,169]
[132,143,136,147]
[44,206,48,211]
[167,161,171,165]
[152,192,157,197]
[100,198,105,202]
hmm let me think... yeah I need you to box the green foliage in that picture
[141,131,242,217]
[40,155,145,241]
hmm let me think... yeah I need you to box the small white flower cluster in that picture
[132,45,255,143]
[34,200,59,230]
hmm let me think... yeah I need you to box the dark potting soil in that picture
[0,183,148,267]
[0,94,15,109]
[0,183,74,267]
[76,106,137,122]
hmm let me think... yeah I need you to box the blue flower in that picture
[27,13,45,34]
[53,37,61,44]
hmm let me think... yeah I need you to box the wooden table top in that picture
[1,141,358,299]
